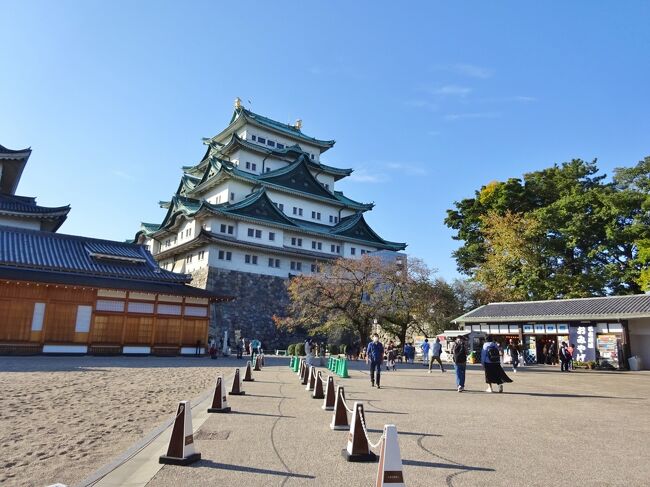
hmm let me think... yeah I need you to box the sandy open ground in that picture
[0,355,231,487]
[1,356,649,487]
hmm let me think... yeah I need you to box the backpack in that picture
[453,341,467,363]
[487,344,500,362]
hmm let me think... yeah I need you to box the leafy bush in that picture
[287,344,296,356]
[328,344,339,355]
[295,342,305,356]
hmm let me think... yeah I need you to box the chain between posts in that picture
[339,394,355,414]
[358,407,385,450]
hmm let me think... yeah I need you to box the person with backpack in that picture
[451,336,468,392]
[481,336,513,393]
[559,341,572,372]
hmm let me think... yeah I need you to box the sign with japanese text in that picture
[569,325,596,362]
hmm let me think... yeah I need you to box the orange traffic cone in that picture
[229,368,245,396]
[375,425,405,486]
[322,375,335,410]
[207,375,231,413]
[159,400,201,465]
[243,361,254,382]
[330,385,349,430]
[343,402,377,462]
[312,371,325,399]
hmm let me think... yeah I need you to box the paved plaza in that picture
[1,356,649,487]
[150,358,649,487]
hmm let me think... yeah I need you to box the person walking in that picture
[509,339,520,373]
[305,338,313,366]
[559,341,572,372]
[481,336,513,393]
[386,340,397,371]
[428,337,445,373]
[568,343,575,370]
[549,341,558,366]
[451,336,468,392]
[421,339,430,367]
[366,333,384,388]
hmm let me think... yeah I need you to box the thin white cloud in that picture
[348,169,388,184]
[444,112,501,121]
[431,85,472,97]
[404,99,439,111]
[384,162,428,176]
[452,63,494,79]
[479,95,537,103]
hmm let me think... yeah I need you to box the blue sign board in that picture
[569,325,596,362]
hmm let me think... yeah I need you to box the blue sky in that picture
[2,1,649,280]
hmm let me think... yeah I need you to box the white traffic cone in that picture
[207,375,231,413]
[343,401,377,462]
[159,400,201,465]
[375,425,404,486]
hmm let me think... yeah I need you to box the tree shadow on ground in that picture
[194,459,315,479]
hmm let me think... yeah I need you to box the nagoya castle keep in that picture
[135,98,406,347]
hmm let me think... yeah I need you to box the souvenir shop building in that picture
[453,294,650,370]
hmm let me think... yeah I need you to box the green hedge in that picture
[287,344,296,356]
[328,344,339,355]
[295,342,305,356]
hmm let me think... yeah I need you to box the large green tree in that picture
[445,158,650,298]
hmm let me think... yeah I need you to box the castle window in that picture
[255,229,262,238]
[265,167,271,173]
[277,143,285,149]
[251,135,257,141]
[247,228,254,237]
[311,154,315,159]
[351,247,356,255]
[245,162,251,169]
[258,137,266,144]
[230,192,235,201]
[278,203,284,212]
[228,225,234,235]
[267,140,275,147]
[290,261,302,271]
[269,232,275,241]
[252,163,257,171]
[198,251,205,260]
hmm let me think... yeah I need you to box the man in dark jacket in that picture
[366,333,384,388]
[452,336,468,392]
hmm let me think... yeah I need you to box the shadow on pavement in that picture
[195,459,316,479]
[403,459,494,472]
[232,411,296,418]
[367,428,441,437]
[242,394,291,399]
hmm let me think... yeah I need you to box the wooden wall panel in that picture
[155,318,182,345]
[0,282,94,302]
[43,302,78,342]
[181,319,208,346]
[91,315,125,344]
[123,316,154,345]
[0,299,33,341]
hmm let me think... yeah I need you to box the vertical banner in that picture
[569,325,596,362]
